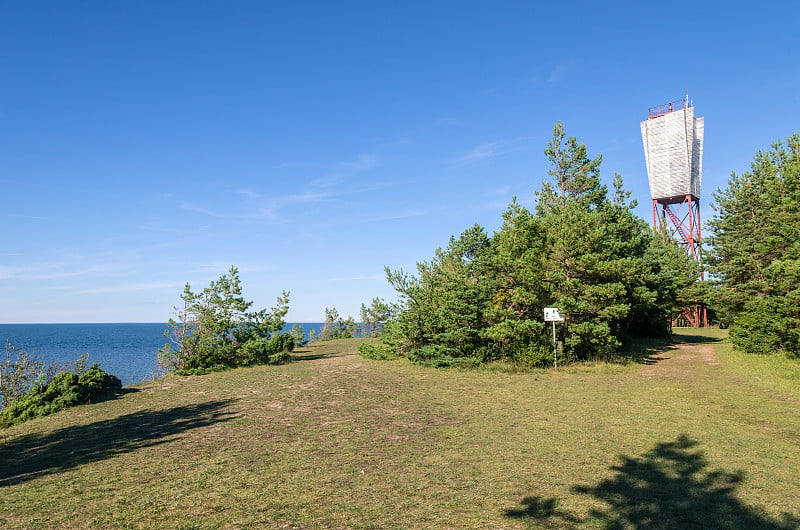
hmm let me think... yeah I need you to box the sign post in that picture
[544,308,565,367]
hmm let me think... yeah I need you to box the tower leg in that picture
[653,196,706,327]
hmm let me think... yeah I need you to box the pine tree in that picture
[158,267,293,372]
[480,199,547,359]
[536,124,668,359]
[707,133,800,355]
[384,122,698,365]
[386,225,491,363]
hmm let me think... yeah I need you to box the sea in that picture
[0,322,325,386]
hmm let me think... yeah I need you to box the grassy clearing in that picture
[1,333,798,529]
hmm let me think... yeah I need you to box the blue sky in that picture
[2,1,798,323]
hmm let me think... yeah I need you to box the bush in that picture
[429,356,482,369]
[1,364,122,427]
[514,344,554,368]
[407,344,459,365]
[239,333,295,367]
[729,299,782,355]
[403,344,484,368]
[357,343,398,361]
[1,343,46,409]
[158,267,293,373]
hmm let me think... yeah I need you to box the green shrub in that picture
[172,333,294,376]
[1,364,122,427]
[1,343,46,409]
[159,267,293,373]
[403,344,482,368]
[407,344,458,364]
[514,344,554,368]
[729,299,783,355]
[239,334,295,366]
[357,343,398,360]
[268,350,292,365]
[429,356,481,369]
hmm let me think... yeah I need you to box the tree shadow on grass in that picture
[0,399,236,487]
[291,350,347,361]
[619,331,723,366]
[671,332,723,345]
[617,337,677,365]
[504,495,582,528]
[505,435,799,529]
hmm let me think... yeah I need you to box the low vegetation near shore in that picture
[1,330,798,528]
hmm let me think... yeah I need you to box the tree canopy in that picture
[158,266,295,373]
[707,133,800,356]
[384,123,699,366]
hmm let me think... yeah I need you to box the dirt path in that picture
[640,340,722,379]
[642,337,800,413]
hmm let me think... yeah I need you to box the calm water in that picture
[0,323,324,386]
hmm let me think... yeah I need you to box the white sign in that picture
[544,308,565,322]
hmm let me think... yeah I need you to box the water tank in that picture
[640,101,704,199]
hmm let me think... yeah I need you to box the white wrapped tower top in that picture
[640,100,704,199]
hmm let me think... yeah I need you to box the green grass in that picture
[1,334,798,529]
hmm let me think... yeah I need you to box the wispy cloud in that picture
[340,154,379,172]
[433,117,461,127]
[528,60,576,86]
[452,142,501,166]
[449,137,532,168]
[136,222,204,237]
[309,154,380,189]
[358,209,429,224]
[547,63,570,84]
[2,213,49,220]
[280,161,319,169]
[0,263,115,281]
[171,153,387,227]
[539,60,577,85]
[488,186,511,197]
[327,274,385,282]
[235,188,263,200]
[248,154,385,223]
[180,203,228,218]
[70,281,181,295]
[251,191,334,222]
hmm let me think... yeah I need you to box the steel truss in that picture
[653,194,708,327]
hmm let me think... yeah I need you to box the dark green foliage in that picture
[727,299,782,355]
[384,122,699,366]
[238,334,295,367]
[513,344,554,368]
[386,224,493,362]
[480,200,547,358]
[357,342,398,360]
[533,126,690,358]
[158,266,294,373]
[707,133,800,357]
[410,344,460,364]
[635,229,703,334]
[1,364,121,427]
